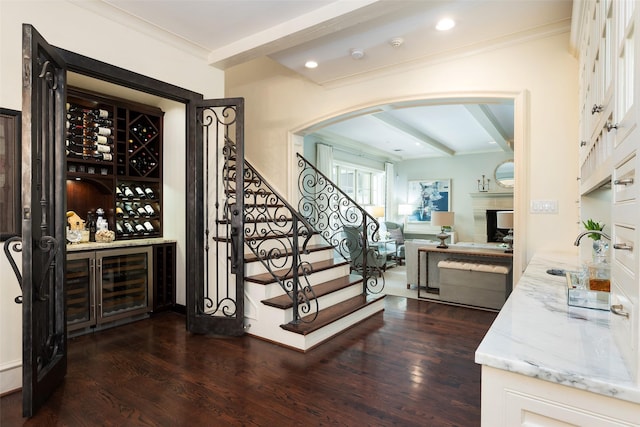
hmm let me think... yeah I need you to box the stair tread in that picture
[261,274,363,309]
[245,259,349,285]
[280,294,385,335]
[244,244,333,263]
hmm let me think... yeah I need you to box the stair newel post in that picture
[291,216,300,324]
[362,214,369,296]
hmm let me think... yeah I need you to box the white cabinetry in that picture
[482,366,640,427]
[577,0,640,381]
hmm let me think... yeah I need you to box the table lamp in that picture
[496,210,514,253]
[431,211,455,248]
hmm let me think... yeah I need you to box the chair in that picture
[384,221,406,265]
[342,225,387,276]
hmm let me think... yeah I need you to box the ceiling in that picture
[94,0,573,160]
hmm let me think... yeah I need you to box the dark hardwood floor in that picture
[1,296,496,426]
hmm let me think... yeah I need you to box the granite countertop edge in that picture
[475,249,640,404]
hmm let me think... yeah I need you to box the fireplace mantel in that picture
[469,192,514,242]
[470,192,514,199]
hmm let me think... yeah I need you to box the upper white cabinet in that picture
[576,0,640,382]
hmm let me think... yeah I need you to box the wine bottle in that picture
[115,206,124,217]
[143,221,155,232]
[87,212,96,242]
[95,144,111,154]
[67,133,109,144]
[143,203,155,216]
[144,186,155,199]
[134,222,145,232]
[123,222,135,234]
[136,204,147,217]
[115,222,124,235]
[134,186,146,198]
[85,108,110,119]
[94,126,112,136]
[123,186,135,198]
[115,186,123,198]
[124,202,137,217]
[89,152,112,161]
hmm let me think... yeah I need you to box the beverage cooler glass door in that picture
[98,246,152,323]
[66,252,96,331]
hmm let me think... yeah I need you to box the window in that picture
[333,162,385,210]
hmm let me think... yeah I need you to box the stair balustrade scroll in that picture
[296,154,385,294]
[238,156,320,324]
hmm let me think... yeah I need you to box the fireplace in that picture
[486,210,509,242]
[470,192,513,243]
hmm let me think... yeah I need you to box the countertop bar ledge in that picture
[67,238,176,252]
[475,249,640,404]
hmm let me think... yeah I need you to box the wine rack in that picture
[66,87,163,241]
[66,97,115,178]
[116,108,162,179]
[115,181,162,239]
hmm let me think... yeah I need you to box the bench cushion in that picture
[438,259,511,309]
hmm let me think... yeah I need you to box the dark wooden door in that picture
[21,24,68,417]
[187,98,245,336]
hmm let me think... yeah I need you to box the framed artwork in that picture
[407,179,450,222]
[0,108,21,240]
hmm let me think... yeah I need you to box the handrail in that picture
[237,152,320,324]
[296,153,385,294]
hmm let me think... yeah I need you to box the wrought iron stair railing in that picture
[225,148,321,324]
[296,153,385,295]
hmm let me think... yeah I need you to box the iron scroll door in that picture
[187,98,245,336]
[20,24,68,417]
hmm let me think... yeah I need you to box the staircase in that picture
[234,158,386,352]
[199,99,385,350]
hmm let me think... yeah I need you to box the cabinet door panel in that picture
[65,253,95,331]
[97,247,151,322]
[505,390,637,426]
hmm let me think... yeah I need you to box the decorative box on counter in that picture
[566,270,610,311]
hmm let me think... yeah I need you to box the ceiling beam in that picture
[464,105,512,152]
[207,0,393,69]
[312,130,403,162]
[370,112,455,156]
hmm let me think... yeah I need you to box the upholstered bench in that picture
[437,259,512,310]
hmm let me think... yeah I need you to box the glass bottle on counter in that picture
[87,212,96,242]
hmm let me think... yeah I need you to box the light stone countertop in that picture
[66,237,176,252]
[475,249,640,404]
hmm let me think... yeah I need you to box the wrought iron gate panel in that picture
[191,99,245,336]
[18,24,68,417]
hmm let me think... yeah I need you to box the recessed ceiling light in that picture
[436,18,455,31]
[305,60,318,69]
[350,48,365,60]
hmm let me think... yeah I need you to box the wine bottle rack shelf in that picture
[66,88,164,241]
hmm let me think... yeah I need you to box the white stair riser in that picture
[244,249,334,276]
[247,265,351,296]
[244,297,385,351]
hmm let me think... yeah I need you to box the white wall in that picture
[226,30,580,266]
[0,0,223,394]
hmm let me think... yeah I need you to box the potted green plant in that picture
[582,219,604,240]
[583,219,608,260]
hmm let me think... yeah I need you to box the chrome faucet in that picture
[574,230,611,246]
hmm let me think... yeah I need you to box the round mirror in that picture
[494,160,514,188]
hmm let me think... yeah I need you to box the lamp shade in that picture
[431,211,454,227]
[398,204,413,215]
[369,206,385,218]
[496,211,514,229]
